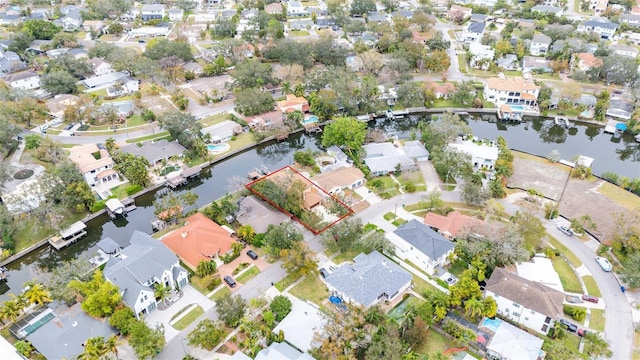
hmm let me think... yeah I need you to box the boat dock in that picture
[167,175,187,189]
[181,166,202,180]
[48,221,88,250]
[554,116,571,127]
[248,165,269,180]
[604,119,624,134]
[0,266,8,281]
[122,197,136,212]
[105,198,135,219]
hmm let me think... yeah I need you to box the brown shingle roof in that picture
[312,167,365,192]
[486,267,564,319]
[423,210,481,238]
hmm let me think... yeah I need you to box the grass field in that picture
[199,112,229,127]
[590,308,605,332]
[552,257,583,293]
[209,286,231,301]
[125,131,171,143]
[412,275,439,296]
[368,176,401,199]
[289,275,329,306]
[581,275,602,297]
[331,249,360,265]
[14,210,86,252]
[236,266,260,283]
[546,235,583,267]
[414,329,451,356]
[597,181,640,211]
[171,305,204,330]
[275,272,301,292]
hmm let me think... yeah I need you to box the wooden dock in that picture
[248,165,269,180]
[48,221,88,250]
[122,197,136,213]
[181,166,202,180]
[166,175,187,189]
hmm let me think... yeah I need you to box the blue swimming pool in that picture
[481,317,502,332]
[302,115,319,125]
[509,105,524,111]
[206,143,230,152]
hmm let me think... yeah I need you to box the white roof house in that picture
[449,138,499,170]
[486,319,545,360]
[363,142,416,176]
[273,299,326,352]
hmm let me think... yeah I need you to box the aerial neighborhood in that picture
[0,0,639,359]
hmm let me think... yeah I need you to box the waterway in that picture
[0,115,638,301]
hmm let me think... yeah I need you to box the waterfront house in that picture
[312,167,365,195]
[485,267,564,335]
[426,82,456,99]
[104,231,189,319]
[201,120,242,143]
[68,143,119,187]
[324,250,412,308]
[277,94,309,114]
[119,139,186,166]
[449,137,499,170]
[161,212,237,269]
[483,77,540,109]
[236,195,290,234]
[390,219,455,275]
[402,140,430,161]
[363,142,416,176]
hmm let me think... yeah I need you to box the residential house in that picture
[56,9,82,31]
[462,22,485,43]
[265,2,283,15]
[391,219,456,275]
[168,8,184,21]
[531,5,563,15]
[106,76,140,97]
[366,12,388,23]
[245,110,284,129]
[522,56,552,74]
[312,167,365,194]
[550,37,587,54]
[609,43,638,58]
[82,20,105,32]
[449,137,499,170]
[253,342,315,360]
[277,94,309,113]
[68,143,119,187]
[3,71,40,90]
[606,99,635,120]
[571,52,603,72]
[273,299,326,353]
[485,267,564,334]
[423,210,481,240]
[0,50,26,74]
[483,77,540,108]
[161,212,237,269]
[46,94,79,119]
[589,0,609,14]
[468,42,495,69]
[315,17,337,29]
[182,61,203,75]
[236,195,290,234]
[576,94,597,108]
[621,13,640,27]
[324,250,412,308]
[68,48,88,60]
[482,319,545,360]
[497,54,520,71]
[0,336,22,360]
[426,82,456,99]
[529,34,552,56]
[411,30,429,44]
[46,48,69,59]
[287,1,309,17]
[518,19,536,29]
[81,71,131,90]
[0,12,21,26]
[119,139,186,165]
[104,231,189,319]
[391,9,415,19]
[289,19,314,31]
[87,58,114,77]
[577,19,617,39]
[25,302,117,360]
[201,120,242,143]
[448,5,472,21]
[363,142,416,176]
[402,140,430,161]
[470,13,488,22]
[99,100,135,118]
[141,4,165,21]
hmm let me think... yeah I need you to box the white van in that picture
[595,256,612,272]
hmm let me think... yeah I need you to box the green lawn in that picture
[448,260,468,277]
[392,218,407,226]
[125,132,171,143]
[383,212,397,221]
[109,182,132,199]
[581,275,602,297]
[546,236,582,267]
[412,275,439,296]
[14,210,87,252]
[551,257,583,293]
[289,30,310,36]
[414,328,451,356]
[432,99,467,108]
[597,181,640,211]
[171,305,204,330]
[275,273,301,292]
[331,249,361,265]
[289,274,329,306]
[236,266,260,283]
[590,308,605,332]
[199,113,229,127]
[209,286,231,301]
[398,171,427,192]
[368,176,401,199]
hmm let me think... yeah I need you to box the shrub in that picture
[270,295,292,322]
[252,233,265,247]
[293,149,316,167]
[25,134,41,149]
[90,200,106,213]
[109,307,136,335]
[563,305,586,322]
[126,184,143,196]
[404,182,416,193]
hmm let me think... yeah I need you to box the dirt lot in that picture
[184,75,232,95]
[508,152,632,240]
[507,154,568,200]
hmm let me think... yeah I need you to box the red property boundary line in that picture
[245,165,354,234]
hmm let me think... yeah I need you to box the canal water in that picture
[1,116,638,300]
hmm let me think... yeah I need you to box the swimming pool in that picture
[206,143,230,153]
[302,115,319,125]
[480,317,503,332]
[509,104,524,112]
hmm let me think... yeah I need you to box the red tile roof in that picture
[423,211,481,239]
[162,213,236,269]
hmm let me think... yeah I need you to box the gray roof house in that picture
[606,99,635,120]
[254,342,315,360]
[363,142,416,176]
[392,219,455,275]
[104,231,189,319]
[402,140,430,161]
[497,54,521,71]
[531,5,563,15]
[577,18,618,39]
[324,250,412,308]
[529,34,551,56]
[0,50,26,73]
[26,302,117,360]
[201,119,242,143]
[119,139,187,165]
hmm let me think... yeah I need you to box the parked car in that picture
[582,294,599,303]
[319,268,330,278]
[246,250,258,260]
[595,256,613,272]
[558,319,578,333]
[565,295,583,304]
[558,225,574,236]
[577,328,588,337]
[64,123,75,130]
[223,275,236,288]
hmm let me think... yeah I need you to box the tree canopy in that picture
[321,117,367,158]
[144,38,194,62]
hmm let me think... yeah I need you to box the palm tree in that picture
[154,283,170,307]
[104,335,120,359]
[23,283,53,305]
[236,225,255,244]
[282,81,292,95]
[464,297,484,319]
[10,294,30,315]
[78,336,107,360]
[0,300,22,323]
